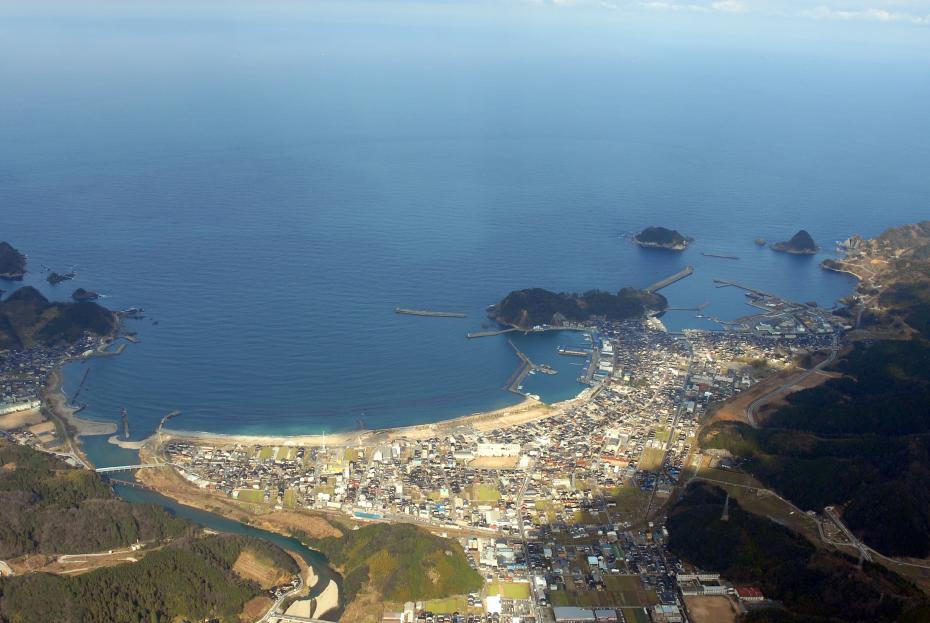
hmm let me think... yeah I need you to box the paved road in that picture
[746,333,839,427]
[258,570,305,623]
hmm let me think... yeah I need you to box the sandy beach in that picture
[44,369,117,437]
[157,391,590,448]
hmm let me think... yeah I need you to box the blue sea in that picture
[2,1,929,438]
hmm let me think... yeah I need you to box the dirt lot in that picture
[233,549,291,589]
[240,596,273,623]
[0,409,44,431]
[684,596,739,623]
[468,456,519,469]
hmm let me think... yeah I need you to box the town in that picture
[152,293,842,623]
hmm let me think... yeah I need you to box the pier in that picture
[665,302,710,312]
[645,265,694,293]
[467,328,520,339]
[558,347,590,357]
[121,407,130,440]
[89,342,127,358]
[468,325,592,339]
[713,279,772,298]
[395,308,466,318]
[504,339,557,395]
[701,252,739,260]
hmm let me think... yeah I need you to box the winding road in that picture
[746,333,839,427]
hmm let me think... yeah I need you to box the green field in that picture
[471,484,501,501]
[620,607,650,623]
[258,447,275,460]
[550,575,652,608]
[423,596,468,613]
[236,489,265,503]
[487,582,531,599]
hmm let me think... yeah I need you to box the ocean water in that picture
[2,1,929,437]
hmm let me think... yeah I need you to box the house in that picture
[735,586,764,602]
[553,607,597,623]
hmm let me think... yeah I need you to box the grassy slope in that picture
[307,523,482,603]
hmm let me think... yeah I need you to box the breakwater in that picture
[395,308,466,318]
[645,265,695,293]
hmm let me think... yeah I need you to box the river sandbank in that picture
[313,579,340,618]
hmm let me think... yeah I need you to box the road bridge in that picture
[94,464,162,474]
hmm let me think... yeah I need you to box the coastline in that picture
[44,368,118,438]
[157,390,592,448]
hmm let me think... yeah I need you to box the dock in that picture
[395,308,466,318]
[504,339,557,395]
[712,279,772,298]
[701,252,739,260]
[645,265,694,293]
[665,302,710,312]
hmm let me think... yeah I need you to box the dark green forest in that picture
[666,484,927,623]
[0,440,189,558]
[703,338,930,557]
[0,534,296,623]
[490,287,666,329]
[0,441,300,623]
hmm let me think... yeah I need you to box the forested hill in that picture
[489,287,666,330]
[0,534,297,623]
[305,523,482,604]
[0,440,301,623]
[0,286,116,351]
[701,222,930,558]
[0,439,188,558]
[666,484,929,623]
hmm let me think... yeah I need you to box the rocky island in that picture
[47,270,76,284]
[489,287,667,330]
[72,287,100,301]
[0,241,27,280]
[771,229,818,254]
[632,226,692,251]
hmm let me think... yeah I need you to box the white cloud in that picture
[802,4,930,23]
[531,0,930,24]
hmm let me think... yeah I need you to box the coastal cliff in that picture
[632,226,692,251]
[489,287,667,330]
[0,241,26,280]
[771,229,818,254]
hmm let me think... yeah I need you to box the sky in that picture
[565,0,930,24]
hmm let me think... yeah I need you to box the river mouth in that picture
[79,435,343,619]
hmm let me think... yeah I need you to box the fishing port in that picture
[395,307,467,318]
[504,339,557,396]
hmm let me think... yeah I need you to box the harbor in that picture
[503,339,557,396]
